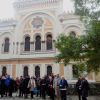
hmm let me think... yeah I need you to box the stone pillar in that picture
[12,64,16,78]
[9,43,12,55]
[16,42,19,54]
[0,43,2,54]
[53,63,60,75]
[41,41,46,51]
[41,64,46,77]
[13,42,15,54]
[30,42,34,51]
[18,42,21,54]
[33,64,35,76]
[16,64,23,77]
[88,72,95,80]
[64,64,73,80]
[60,62,64,76]
[29,64,34,76]
[7,64,13,77]
[53,40,55,51]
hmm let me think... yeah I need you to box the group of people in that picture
[0,73,89,100]
[76,77,90,100]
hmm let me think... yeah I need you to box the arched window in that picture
[24,36,30,51]
[46,35,52,50]
[35,66,40,77]
[23,66,28,77]
[4,38,10,52]
[35,35,41,50]
[70,31,76,38]
[47,66,52,75]
[2,67,7,76]
[72,65,78,78]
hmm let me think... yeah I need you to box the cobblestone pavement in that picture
[0,95,100,100]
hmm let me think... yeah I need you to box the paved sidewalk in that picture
[0,95,100,100]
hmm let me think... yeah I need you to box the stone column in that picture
[60,62,64,76]
[12,64,16,78]
[29,64,34,77]
[0,43,3,54]
[16,42,19,54]
[88,72,95,81]
[18,42,21,54]
[53,40,55,51]
[41,41,46,51]
[16,64,23,77]
[64,64,73,80]
[33,64,35,76]
[30,42,34,51]
[13,42,15,54]
[20,42,24,54]
[41,64,46,77]
[52,63,60,75]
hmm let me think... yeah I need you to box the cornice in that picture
[13,0,62,10]
[0,19,17,27]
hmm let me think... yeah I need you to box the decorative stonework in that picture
[13,0,62,10]
[31,16,44,29]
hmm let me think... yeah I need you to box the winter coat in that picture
[59,79,68,90]
[28,79,36,91]
[76,80,82,93]
[81,79,90,97]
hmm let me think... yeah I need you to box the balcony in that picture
[20,41,56,55]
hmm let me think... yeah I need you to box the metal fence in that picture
[67,83,100,95]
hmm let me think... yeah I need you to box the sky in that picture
[0,0,74,19]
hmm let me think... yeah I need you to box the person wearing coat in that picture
[28,77,36,99]
[59,76,68,100]
[76,77,82,100]
[47,76,55,100]
[0,76,6,97]
[40,77,46,99]
[22,76,30,98]
[53,74,61,100]
[81,77,90,100]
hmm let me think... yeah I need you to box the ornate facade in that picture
[0,0,99,83]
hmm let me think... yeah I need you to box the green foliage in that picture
[55,0,100,73]
[55,34,84,65]
[73,63,87,78]
[70,0,100,72]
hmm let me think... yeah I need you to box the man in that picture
[40,76,46,99]
[76,77,82,100]
[22,76,30,98]
[81,77,90,100]
[59,76,68,100]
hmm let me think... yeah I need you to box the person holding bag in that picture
[28,77,36,99]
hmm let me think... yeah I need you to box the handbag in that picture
[32,87,38,94]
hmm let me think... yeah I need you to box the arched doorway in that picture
[47,66,52,75]
[2,66,7,76]
[23,66,28,77]
[35,66,40,77]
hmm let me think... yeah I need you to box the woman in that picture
[28,77,36,99]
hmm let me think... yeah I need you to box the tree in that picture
[72,0,100,72]
[55,0,100,72]
[55,34,87,75]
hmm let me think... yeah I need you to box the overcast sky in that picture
[0,0,74,19]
